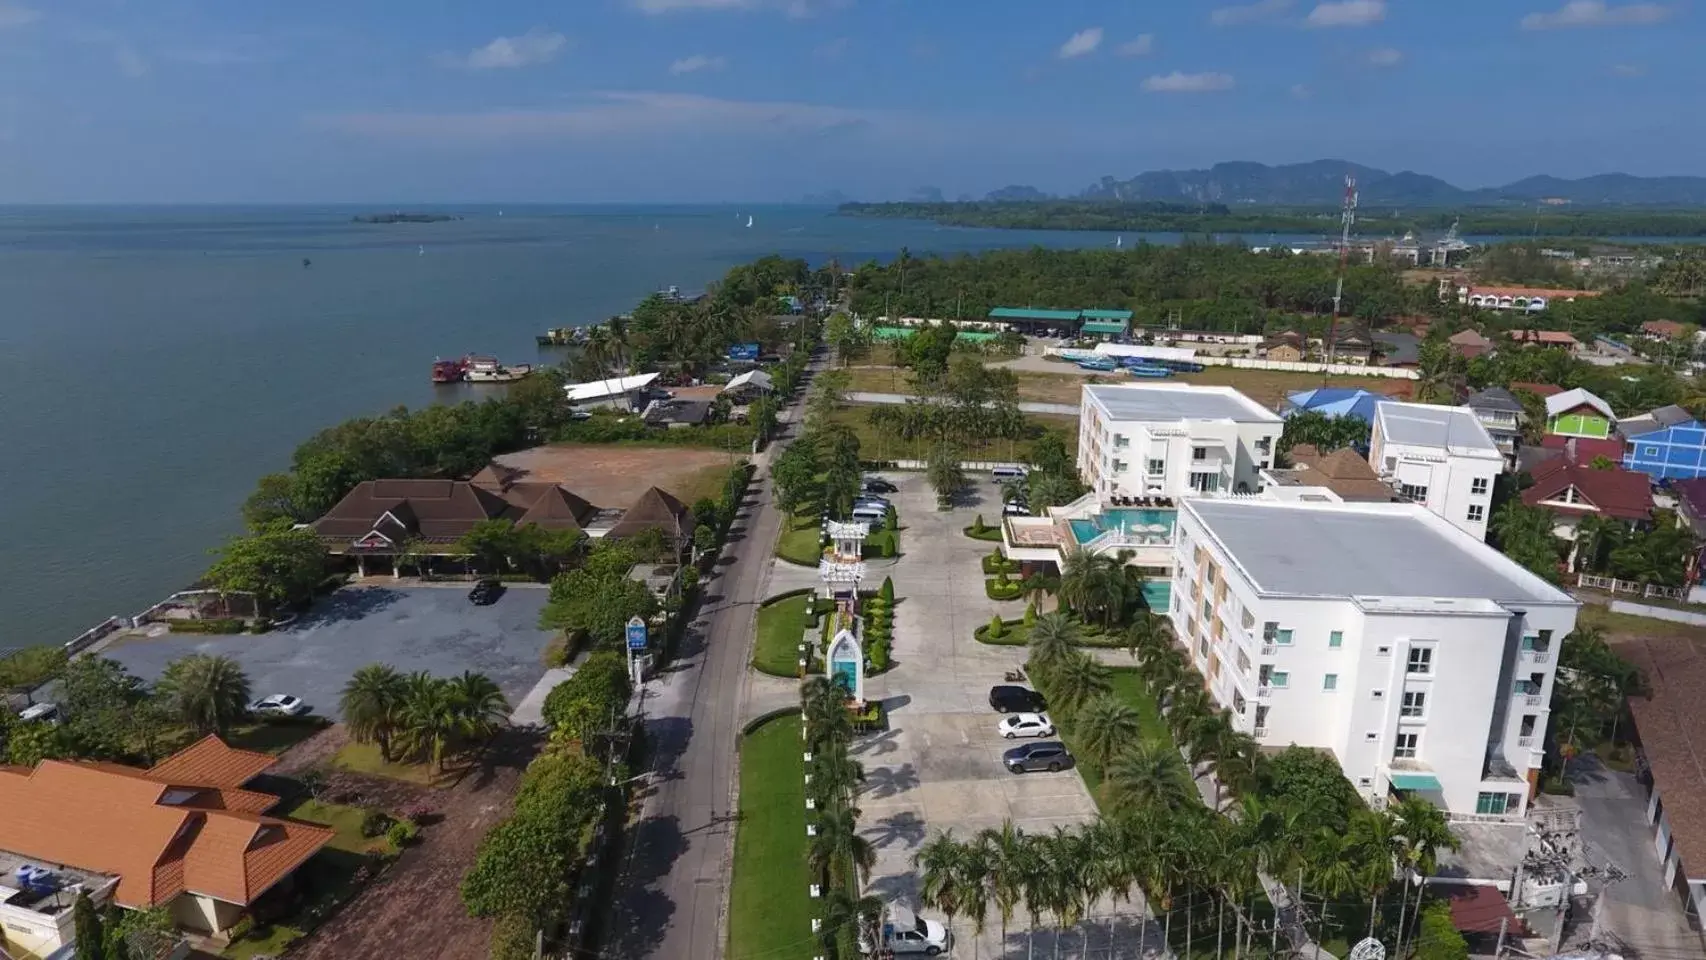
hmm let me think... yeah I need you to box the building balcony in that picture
[1517,736,1535,749]
[1253,726,1269,740]
[1256,685,1274,699]
[1528,651,1551,664]
[1260,644,1277,657]
[1524,694,1544,707]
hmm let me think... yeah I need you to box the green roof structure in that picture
[1388,772,1442,792]
[1080,309,1134,321]
[1081,319,1130,335]
[988,307,1082,322]
[869,326,998,342]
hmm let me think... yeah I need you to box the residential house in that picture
[1448,329,1494,360]
[1261,445,1396,503]
[1369,402,1504,541]
[640,398,714,429]
[1619,638,1706,926]
[1170,498,1579,816]
[1507,329,1582,351]
[1454,284,1600,312]
[1621,406,1706,481]
[1545,388,1616,439]
[563,372,663,411]
[1283,387,1393,425]
[1641,319,1688,340]
[1462,387,1526,467]
[1077,383,1283,499]
[1261,331,1306,363]
[0,736,333,955]
[1520,448,1653,553]
[1331,328,1377,364]
[1376,331,1421,368]
[720,369,775,403]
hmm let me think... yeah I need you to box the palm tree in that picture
[810,749,865,812]
[801,677,853,751]
[810,806,876,892]
[1124,612,1174,662]
[156,654,251,736]
[953,840,993,960]
[1020,571,1060,608]
[394,673,463,773]
[445,671,510,740]
[817,886,884,959]
[1391,796,1459,954]
[1074,695,1143,776]
[1045,653,1112,720]
[340,663,407,761]
[1104,740,1189,813]
[975,822,1027,952]
[1209,729,1263,807]
[1058,553,1130,627]
[1026,612,1082,679]
[915,832,968,951]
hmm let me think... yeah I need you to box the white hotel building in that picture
[1078,384,1284,499]
[1369,401,1504,542]
[1170,498,1578,818]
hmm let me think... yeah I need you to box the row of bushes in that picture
[166,618,249,635]
[863,581,895,672]
[552,414,757,450]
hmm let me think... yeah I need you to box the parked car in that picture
[1003,501,1030,517]
[988,685,1047,713]
[468,578,504,605]
[854,495,891,510]
[858,906,952,956]
[1003,741,1073,774]
[863,477,898,494]
[991,465,1029,483]
[16,702,60,724]
[997,712,1055,739]
[249,694,309,717]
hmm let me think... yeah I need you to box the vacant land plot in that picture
[826,406,1077,463]
[1173,367,1413,408]
[492,443,736,507]
[842,363,1105,406]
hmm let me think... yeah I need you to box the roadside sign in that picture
[626,616,649,651]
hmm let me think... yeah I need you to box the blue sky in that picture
[0,0,1697,202]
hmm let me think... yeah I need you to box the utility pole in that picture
[1326,173,1359,368]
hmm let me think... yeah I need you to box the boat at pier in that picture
[431,356,469,383]
[463,355,534,383]
[537,326,587,346]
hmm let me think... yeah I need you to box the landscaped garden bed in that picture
[775,514,824,566]
[753,590,819,677]
[974,614,1130,647]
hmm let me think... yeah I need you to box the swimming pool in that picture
[1066,508,1177,544]
[1140,581,1172,611]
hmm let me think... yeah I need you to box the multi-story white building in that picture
[1078,384,1284,499]
[1369,401,1503,542]
[1170,498,1578,818]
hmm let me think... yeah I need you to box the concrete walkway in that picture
[847,390,1079,416]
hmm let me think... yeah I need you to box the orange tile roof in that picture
[148,735,277,788]
[1507,329,1581,345]
[0,739,331,909]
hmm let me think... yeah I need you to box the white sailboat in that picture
[1115,235,1123,249]
[417,245,425,256]
[746,215,754,228]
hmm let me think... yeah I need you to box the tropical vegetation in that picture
[339,664,510,774]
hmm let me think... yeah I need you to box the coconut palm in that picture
[1058,552,1130,627]
[1104,740,1190,813]
[1045,653,1112,720]
[1026,612,1082,679]
[817,886,884,958]
[1074,694,1144,776]
[1020,571,1061,607]
[394,673,463,773]
[915,831,969,949]
[1124,611,1174,662]
[809,806,876,891]
[952,840,993,959]
[810,749,865,812]
[801,677,853,751]
[445,671,511,740]
[1208,729,1264,807]
[156,654,251,737]
[975,821,1027,951]
[1391,795,1459,953]
[340,663,408,761]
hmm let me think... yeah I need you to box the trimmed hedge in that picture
[985,578,1023,601]
[167,618,248,635]
[963,525,1005,542]
[981,553,1019,576]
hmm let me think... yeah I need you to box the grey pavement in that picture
[509,666,574,727]
[605,365,809,960]
[1569,755,1703,960]
[106,584,557,719]
[847,390,1079,417]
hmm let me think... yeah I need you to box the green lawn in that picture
[825,405,1078,462]
[728,715,813,960]
[1053,667,1186,802]
[288,798,400,856]
[863,527,899,558]
[776,514,824,565]
[973,618,1133,649]
[332,741,456,786]
[754,594,815,677]
[156,717,328,758]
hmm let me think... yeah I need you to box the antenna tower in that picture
[1325,173,1359,366]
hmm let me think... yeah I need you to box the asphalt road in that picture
[605,368,808,960]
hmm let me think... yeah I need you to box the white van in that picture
[850,505,886,524]
[991,465,1029,483]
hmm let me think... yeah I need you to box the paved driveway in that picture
[107,584,557,719]
[851,474,1137,957]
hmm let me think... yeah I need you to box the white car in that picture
[249,694,309,717]
[997,712,1055,739]
[860,907,953,956]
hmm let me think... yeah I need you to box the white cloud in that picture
[1117,34,1155,56]
[669,53,727,74]
[1521,1,1671,28]
[1610,62,1647,75]
[631,0,846,16]
[1210,0,1292,26]
[1364,46,1404,66]
[448,29,568,70]
[1058,27,1104,59]
[311,91,883,142]
[1141,71,1235,93]
[1289,83,1313,98]
[0,3,39,28]
[1306,0,1386,27]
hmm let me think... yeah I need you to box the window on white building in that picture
[1376,645,1391,657]
[1267,671,1289,688]
[1471,477,1489,496]
[1147,458,1165,476]
[1262,621,1279,641]
[1199,636,1210,658]
[1113,435,1130,448]
[1190,473,1221,493]
[1407,647,1434,675]
[1401,691,1426,718]
[1328,631,1344,648]
[1192,446,1207,461]
[1475,792,1523,815]
[1112,460,1128,473]
[1399,483,1428,501]
[1364,732,1379,743]
[1371,689,1385,700]
[1274,629,1294,645]
[1467,504,1485,523]
[1393,733,1419,759]
[1323,673,1338,691]
[1357,777,1374,788]
[1256,437,1272,454]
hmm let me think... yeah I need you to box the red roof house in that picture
[1509,381,1564,398]
[1522,455,1652,521]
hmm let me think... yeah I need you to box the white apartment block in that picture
[1369,402,1503,542]
[1170,499,1578,819]
[1078,384,1284,499]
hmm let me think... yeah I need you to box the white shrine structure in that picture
[819,521,868,701]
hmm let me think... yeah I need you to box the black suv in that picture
[468,579,503,605]
[1003,741,1073,774]
[863,478,898,494]
[988,685,1046,713]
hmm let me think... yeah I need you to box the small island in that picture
[351,212,461,224]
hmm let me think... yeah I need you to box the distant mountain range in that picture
[1077,160,1706,207]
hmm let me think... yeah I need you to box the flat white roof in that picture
[564,372,660,402]
[1084,383,1281,424]
[1183,499,1576,606]
[1091,343,1199,362]
[1374,402,1501,456]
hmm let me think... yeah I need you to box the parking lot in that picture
[107,584,557,720]
[837,472,1126,955]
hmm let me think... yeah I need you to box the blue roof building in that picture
[1282,388,1394,423]
[1622,405,1706,480]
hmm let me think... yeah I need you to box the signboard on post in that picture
[626,616,649,651]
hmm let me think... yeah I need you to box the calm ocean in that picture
[0,204,1238,649]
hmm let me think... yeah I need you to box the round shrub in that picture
[360,810,396,839]
[387,819,420,848]
[987,615,1005,640]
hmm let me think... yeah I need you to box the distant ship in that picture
[746,215,754,228]
[431,355,533,383]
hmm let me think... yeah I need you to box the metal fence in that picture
[1576,573,1687,601]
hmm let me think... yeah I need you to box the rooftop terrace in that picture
[1084,383,1282,424]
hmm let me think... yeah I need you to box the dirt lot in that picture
[288,727,541,960]
[1173,366,1415,408]
[492,443,737,507]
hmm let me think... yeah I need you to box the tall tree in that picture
[341,663,408,761]
[155,654,252,737]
